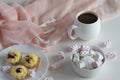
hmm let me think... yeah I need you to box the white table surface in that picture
[3,0,120,80]
[46,17,120,80]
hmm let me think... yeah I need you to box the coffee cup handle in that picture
[68,25,78,40]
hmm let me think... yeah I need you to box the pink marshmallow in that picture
[107,52,117,60]
[50,61,63,70]
[30,70,36,78]
[103,40,112,48]
[68,43,78,52]
[92,61,102,69]
[91,62,98,69]
[44,76,54,80]
[79,45,90,51]
[57,51,65,60]
[97,60,103,66]
[2,66,11,72]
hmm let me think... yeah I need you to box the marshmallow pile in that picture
[72,45,104,70]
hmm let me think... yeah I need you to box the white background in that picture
[3,0,120,80]
[46,17,120,80]
[47,17,120,80]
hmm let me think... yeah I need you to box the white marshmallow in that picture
[72,53,80,62]
[89,49,96,56]
[73,47,104,70]
[80,51,89,57]
[83,56,95,69]
[95,51,104,60]
[77,61,86,69]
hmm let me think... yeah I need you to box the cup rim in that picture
[75,11,100,25]
[71,46,106,71]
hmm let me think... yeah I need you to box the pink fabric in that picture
[0,1,17,21]
[11,2,31,21]
[0,0,120,51]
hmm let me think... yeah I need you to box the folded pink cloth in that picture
[0,0,120,51]
[0,1,18,21]
[11,2,31,21]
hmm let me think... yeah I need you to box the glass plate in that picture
[0,45,49,80]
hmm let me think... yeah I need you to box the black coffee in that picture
[78,13,98,24]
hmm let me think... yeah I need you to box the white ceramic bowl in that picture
[71,46,106,78]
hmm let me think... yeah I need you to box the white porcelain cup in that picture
[68,11,101,40]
